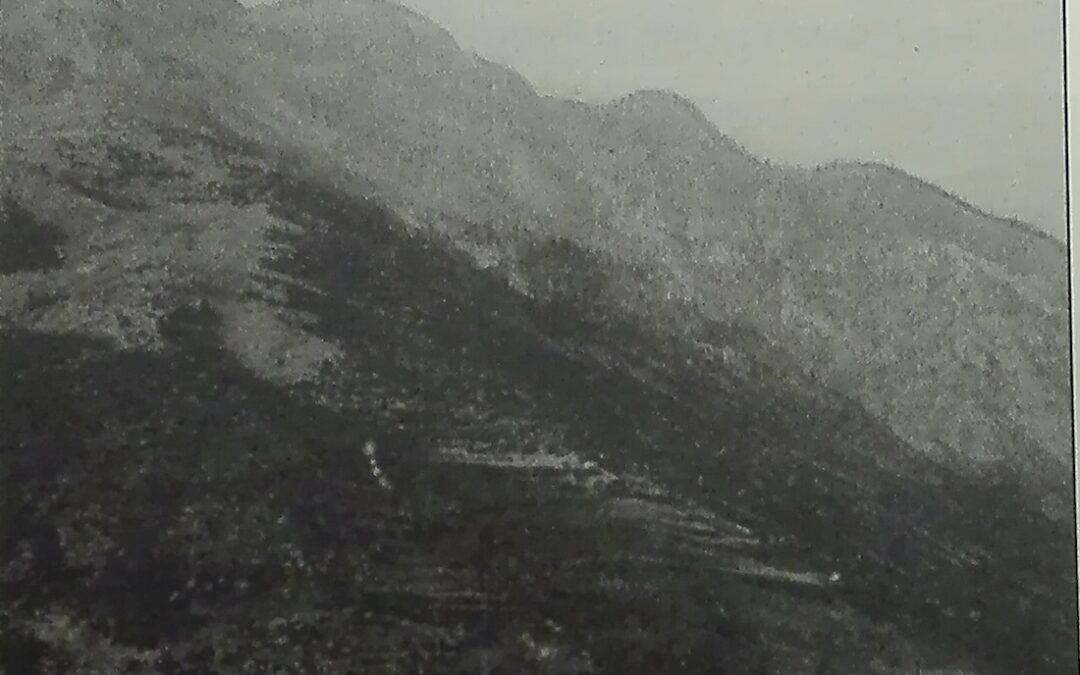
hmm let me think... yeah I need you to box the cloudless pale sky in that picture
[391,0,1066,239]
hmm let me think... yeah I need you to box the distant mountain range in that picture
[1,1,1074,674]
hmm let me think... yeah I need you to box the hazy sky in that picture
[390,0,1066,239]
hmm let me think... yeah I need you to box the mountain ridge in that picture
[2,0,1069,498]
[3,0,1069,486]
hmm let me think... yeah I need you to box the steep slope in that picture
[2,109,1075,675]
[215,0,1071,502]
[771,163,1068,479]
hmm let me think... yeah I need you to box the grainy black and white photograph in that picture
[1,1,1076,673]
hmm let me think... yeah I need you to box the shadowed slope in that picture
[0,113,1075,673]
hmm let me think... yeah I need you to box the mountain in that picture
[1,1,1074,674]
[235,0,1069,498]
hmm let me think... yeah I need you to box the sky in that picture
[389,0,1067,240]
